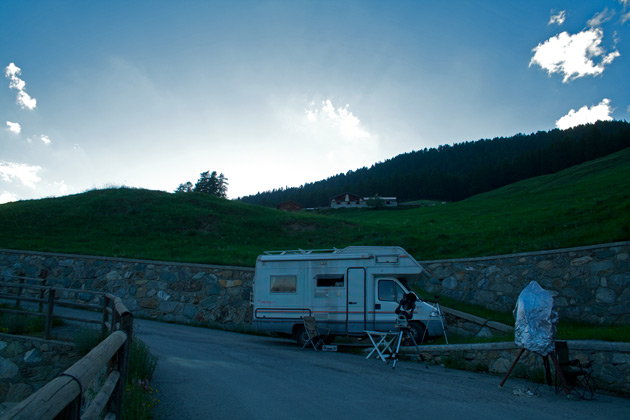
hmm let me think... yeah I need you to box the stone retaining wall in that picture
[1,242,628,328]
[417,242,630,325]
[0,249,255,329]
[410,341,630,397]
[0,334,79,403]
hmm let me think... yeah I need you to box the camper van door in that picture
[346,268,366,333]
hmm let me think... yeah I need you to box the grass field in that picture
[328,148,630,260]
[0,148,628,267]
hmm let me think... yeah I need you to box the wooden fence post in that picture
[108,300,133,418]
[15,277,24,308]
[38,287,45,313]
[45,289,55,340]
[102,294,112,336]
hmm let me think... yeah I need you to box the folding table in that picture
[364,330,398,362]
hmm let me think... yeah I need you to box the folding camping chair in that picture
[554,341,594,399]
[301,316,330,351]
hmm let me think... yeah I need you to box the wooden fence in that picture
[0,275,133,420]
[0,275,126,339]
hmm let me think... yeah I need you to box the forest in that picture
[239,120,630,208]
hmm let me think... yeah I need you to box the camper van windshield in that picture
[378,279,405,302]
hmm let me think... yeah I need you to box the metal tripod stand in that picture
[421,295,448,344]
[390,316,425,369]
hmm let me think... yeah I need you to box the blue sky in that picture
[1,0,629,203]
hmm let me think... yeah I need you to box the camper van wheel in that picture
[407,322,426,345]
[294,326,309,347]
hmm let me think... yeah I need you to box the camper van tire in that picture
[294,326,309,347]
[407,322,426,345]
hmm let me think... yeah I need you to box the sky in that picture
[1,1,629,203]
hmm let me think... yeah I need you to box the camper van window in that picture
[270,275,297,293]
[378,280,405,302]
[316,275,344,288]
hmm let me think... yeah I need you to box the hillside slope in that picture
[0,148,628,265]
[332,147,630,259]
[0,189,367,266]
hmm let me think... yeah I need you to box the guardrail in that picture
[0,275,133,420]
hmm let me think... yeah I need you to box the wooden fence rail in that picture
[0,275,133,420]
[0,276,122,339]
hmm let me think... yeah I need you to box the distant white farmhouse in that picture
[330,193,398,209]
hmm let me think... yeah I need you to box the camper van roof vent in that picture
[263,248,340,255]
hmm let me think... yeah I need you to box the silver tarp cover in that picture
[513,281,558,356]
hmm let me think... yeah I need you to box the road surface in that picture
[134,319,630,420]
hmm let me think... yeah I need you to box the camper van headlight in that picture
[430,310,439,317]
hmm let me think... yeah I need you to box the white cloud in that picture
[549,10,566,26]
[622,11,630,24]
[587,8,615,27]
[0,161,42,189]
[17,90,37,110]
[6,121,21,134]
[306,99,371,140]
[53,180,68,195]
[530,28,620,83]
[0,191,18,204]
[556,98,613,130]
[4,62,37,110]
[40,135,51,145]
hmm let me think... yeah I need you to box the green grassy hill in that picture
[0,148,628,266]
[333,147,630,259]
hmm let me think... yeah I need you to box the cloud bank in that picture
[4,63,37,110]
[555,98,613,129]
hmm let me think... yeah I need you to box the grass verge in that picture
[123,337,159,420]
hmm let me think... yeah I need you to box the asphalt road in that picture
[134,319,630,420]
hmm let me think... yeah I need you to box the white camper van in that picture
[251,246,445,346]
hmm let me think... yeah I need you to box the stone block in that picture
[158,301,179,314]
[490,358,511,374]
[159,271,177,283]
[0,358,19,379]
[596,287,616,304]
[219,279,243,288]
[5,342,23,358]
[58,259,74,267]
[183,305,198,319]
[590,261,614,273]
[23,349,42,364]
[138,297,158,309]
[609,274,630,288]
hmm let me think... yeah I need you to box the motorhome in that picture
[251,246,445,346]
